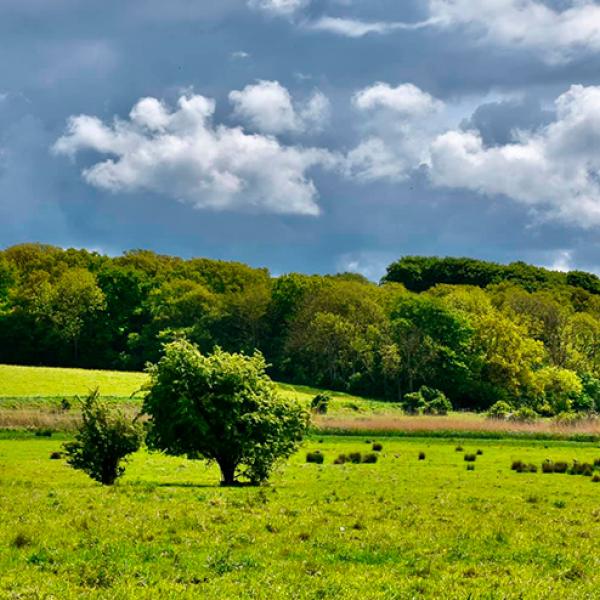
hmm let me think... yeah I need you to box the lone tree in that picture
[64,390,143,485]
[143,340,309,486]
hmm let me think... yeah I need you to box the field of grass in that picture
[2,435,600,598]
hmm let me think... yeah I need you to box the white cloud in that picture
[428,85,600,227]
[230,50,250,60]
[427,0,600,62]
[346,82,600,227]
[229,80,330,134]
[247,0,309,17]
[353,82,443,117]
[53,93,333,216]
[307,15,433,38]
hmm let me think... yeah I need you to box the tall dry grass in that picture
[314,414,600,439]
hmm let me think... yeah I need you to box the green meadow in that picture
[2,436,600,599]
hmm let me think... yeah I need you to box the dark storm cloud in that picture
[0,0,599,276]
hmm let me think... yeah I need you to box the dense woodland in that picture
[0,244,598,414]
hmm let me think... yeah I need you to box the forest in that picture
[0,244,598,416]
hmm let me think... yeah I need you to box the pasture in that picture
[2,436,600,598]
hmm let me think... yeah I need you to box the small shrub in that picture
[418,452,426,461]
[542,460,555,473]
[487,401,513,420]
[60,398,71,411]
[333,454,347,465]
[568,461,593,476]
[348,452,362,464]
[35,429,53,437]
[306,451,324,464]
[512,460,537,473]
[49,451,64,460]
[455,446,463,452]
[594,458,600,468]
[311,393,331,415]
[362,453,378,464]
[476,449,483,456]
[554,500,567,508]
[464,454,476,462]
[372,443,383,452]
[12,532,31,549]
[510,407,538,423]
[592,475,600,483]
[466,464,475,471]
[554,461,569,473]
[64,390,143,485]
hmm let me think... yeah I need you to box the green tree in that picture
[64,390,143,485]
[143,340,309,486]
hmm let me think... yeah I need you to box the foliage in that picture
[310,392,331,414]
[486,401,513,419]
[142,340,309,485]
[63,390,143,485]
[403,386,452,415]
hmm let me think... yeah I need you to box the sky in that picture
[1,0,600,278]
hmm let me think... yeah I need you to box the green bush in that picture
[509,407,538,423]
[362,453,378,464]
[418,452,426,460]
[464,454,476,462]
[63,390,143,485]
[310,393,331,415]
[306,451,324,464]
[333,454,347,465]
[372,443,383,452]
[404,386,452,416]
[348,452,362,464]
[486,401,513,420]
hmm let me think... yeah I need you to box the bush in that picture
[511,460,524,471]
[466,464,475,471]
[311,393,331,415]
[592,475,600,483]
[569,462,594,476]
[362,453,378,464]
[143,341,310,486]
[348,452,362,464]
[333,454,347,465]
[372,443,383,452]
[306,451,324,464]
[509,407,538,423]
[34,429,53,437]
[511,460,537,473]
[476,449,483,456]
[455,446,463,452]
[542,460,554,473]
[63,390,143,485]
[464,454,476,462]
[418,452,426,461]
[486,401,513,420]
[60,398,71,411]
[49,451,63,460]
[404,386,452,416]
[553,461,569,473]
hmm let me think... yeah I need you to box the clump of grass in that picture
[542,460,554,473]
[464,454,476,462]
[466,464,475,471]
[569,462,594,476]
[362,453,378,464]
[49,451,63,460]
[333,454,347,465]
[592,475,600,483]
[525,495,539,504]
[418,452,426,461]
[476,449,483,456]
[455,446,463,452]
[594,458,600,468]
[554,461,569,473]
[306,451,324,464]
[372,443,383,452]
[512,460,537,473]
[348,452,362,464]
[34,428,53,437]
[11,532,31,549]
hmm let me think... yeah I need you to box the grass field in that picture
[2,435,600,598]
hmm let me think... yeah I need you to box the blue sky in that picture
[1,0,600,278]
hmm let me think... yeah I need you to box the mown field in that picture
[2,436,600,598]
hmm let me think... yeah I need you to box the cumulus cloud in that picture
[346,82,600,227]
[427,0,600,62]
[353,82,443,117]
[247,0,309,17]
[345,82,444,182]
[229,80,330,134]
[53,93,333,216]
[429,85,600,226]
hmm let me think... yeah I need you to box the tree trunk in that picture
[218,460,237,487]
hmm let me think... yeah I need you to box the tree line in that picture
[0,243,599,415]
